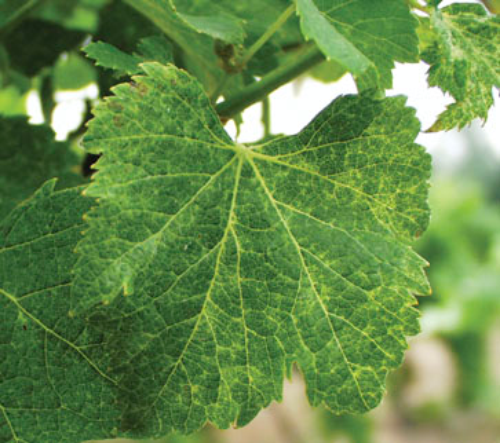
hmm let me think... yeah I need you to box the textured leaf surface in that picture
[84,36,173,77]
[296,0,419,89]
[422,3,500,131]
[72,63,431,436]
[0,117,82,220]
[0,182,121,443]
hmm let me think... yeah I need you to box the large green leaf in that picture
[0,117,83,220]
[71,63,430,435]
[422,4,500,131]
[296,0,419,89]
[0,182,130,443]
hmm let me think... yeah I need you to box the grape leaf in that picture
[72,63,430,435]
[84,42,143,76]
[0,181,122,443]
[296,0,419,89]
[84,36,173,77]
[0,117,83,220]
[422,3,500,131]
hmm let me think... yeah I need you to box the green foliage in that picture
[0,117,83,219]
[1,19,86,77]
[0,182,113,443]
[0,0,498,441]
[53,52,96,91]
[422,3,500,131]
[84,36,173,77]
[72,63,430,434]
[296,0,419,89]
[0,0,39,30]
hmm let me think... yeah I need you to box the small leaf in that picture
[73,63,431,435]
[84,36,173,78]
[296,0,420,89]
[84,41,144,76]
[423,3,500,131]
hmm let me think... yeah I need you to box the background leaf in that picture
[296,0,419,89]
[422,3,500,131]
[0,117,83,220]
[0,182,122,443]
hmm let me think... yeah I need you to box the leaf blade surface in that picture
[72,63,431,436]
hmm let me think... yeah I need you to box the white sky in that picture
[226,61,499,163]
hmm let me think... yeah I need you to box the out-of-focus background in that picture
[1,1,499,442]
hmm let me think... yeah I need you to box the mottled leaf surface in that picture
[72,63,430,436]
[0,182,121,443]
[296,0,419,89]
[0,117,82,220]
[422,3,500,131]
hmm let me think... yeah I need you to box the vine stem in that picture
[211,4,296,103]
[216,45,325,120]
[240,3,296,67]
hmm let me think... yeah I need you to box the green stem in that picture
[262,97,271,138]
[240,4,296,67]
[216,45,324,120]
[40,73,54,125]
[210,73,229,103]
